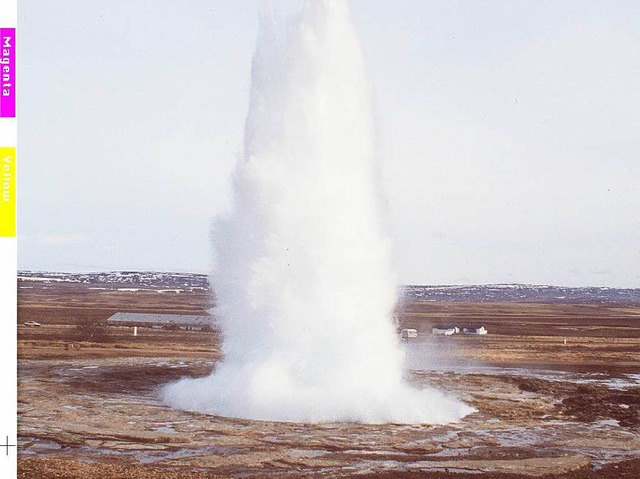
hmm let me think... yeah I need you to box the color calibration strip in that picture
[0,28,15,118]
[0,146,15,237]
[0,28,16,237]
[0,26,15,236]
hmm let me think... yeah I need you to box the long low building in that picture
[106,312,212,331]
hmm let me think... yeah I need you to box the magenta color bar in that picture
[0,28,15,118]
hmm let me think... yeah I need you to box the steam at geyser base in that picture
[162,0,473,424]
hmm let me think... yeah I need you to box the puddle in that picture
[151,424,177,434]
[286,449,326,459]
[413,366,640,389]
[20,439,65,455]
[68,365,100,372]
[134,445,245,464]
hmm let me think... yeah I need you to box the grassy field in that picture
[18,283,640,371]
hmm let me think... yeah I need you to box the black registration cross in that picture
[2,436,15,456]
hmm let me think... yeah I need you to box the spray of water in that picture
[161,0,473,424]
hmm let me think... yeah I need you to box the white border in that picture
[0,240,16,477]
[0,0,17,477]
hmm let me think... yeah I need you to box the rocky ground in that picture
[17,280,640,478]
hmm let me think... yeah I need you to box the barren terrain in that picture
[17,275,640,478]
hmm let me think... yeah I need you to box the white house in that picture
[432,326,459,336]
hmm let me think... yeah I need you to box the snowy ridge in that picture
[17,271,209,292]
[17,272,640,304]
[401,284,640,305]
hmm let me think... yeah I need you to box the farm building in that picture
[432,326,459,336]
[106,312,212,331]
[462,325,488,335]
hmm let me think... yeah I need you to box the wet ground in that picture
[17,285,640,478]
[18,355,640,478]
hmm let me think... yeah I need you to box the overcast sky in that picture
[19,0,640,287]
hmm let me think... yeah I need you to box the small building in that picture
[462,325,488,335]
[106,312,212,331]
[400,328,418,340]
[432,326,459,336]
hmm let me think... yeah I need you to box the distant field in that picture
[17,275,640,372]
[17,283,212,325]
[399,301,640,338]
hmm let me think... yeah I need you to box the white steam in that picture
[162,0,473,424]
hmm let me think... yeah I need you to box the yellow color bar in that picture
[0,147,16,237]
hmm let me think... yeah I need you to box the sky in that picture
[19,0,640,287]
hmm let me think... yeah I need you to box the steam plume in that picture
[162,0,473,424]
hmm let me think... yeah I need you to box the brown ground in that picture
[17,283,640,478]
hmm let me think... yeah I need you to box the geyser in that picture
[162,0,473,424]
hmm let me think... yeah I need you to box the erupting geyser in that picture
[162,0,473,423]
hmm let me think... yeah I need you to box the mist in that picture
[161,0,472,424]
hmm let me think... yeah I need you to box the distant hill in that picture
[17,271,209,292]
[402,284,640,305]
[17,271,640,305]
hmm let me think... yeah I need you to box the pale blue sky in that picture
[19,1,640,287]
